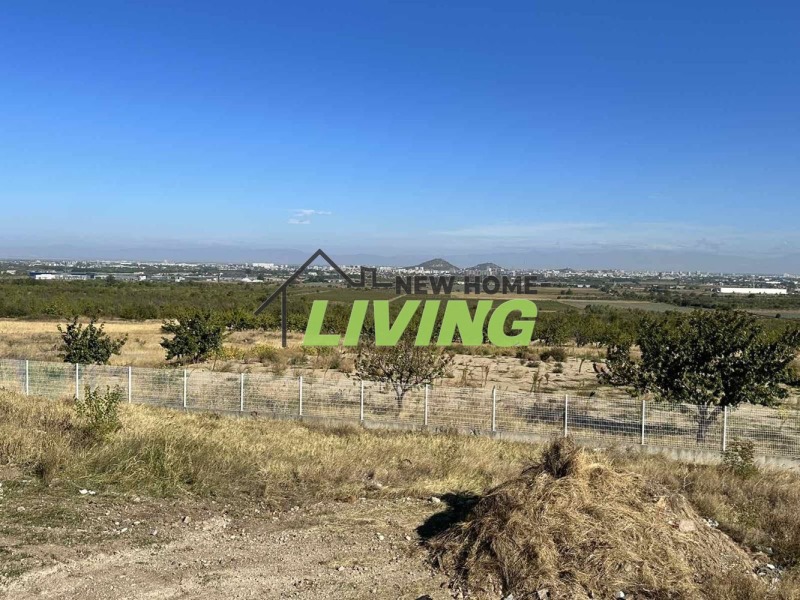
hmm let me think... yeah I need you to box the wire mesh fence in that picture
[1,357,799,462]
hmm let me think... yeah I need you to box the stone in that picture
[677,520,696,532]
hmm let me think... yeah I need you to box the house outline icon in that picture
[254,249,391,347]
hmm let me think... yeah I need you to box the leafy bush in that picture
[75,385,123,434]
[723,438,758,478]
[254,344,280,363]
[57,317,127,365]
[540,347,567,362]
[160,312,225,364]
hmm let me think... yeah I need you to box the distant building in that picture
[717,287,787,295]
[30,272,57,280]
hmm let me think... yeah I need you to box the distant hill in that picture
[467,262,503,271]
[411,258,461,271]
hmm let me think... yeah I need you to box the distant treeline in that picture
[648,289,800,311]
[0,279,281,320]
[1,279,795,344]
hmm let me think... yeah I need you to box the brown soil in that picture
[1,496,451,600]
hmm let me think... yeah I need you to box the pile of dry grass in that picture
[431,438,766,600]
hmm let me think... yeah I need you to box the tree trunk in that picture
[696,405,723,444]
[395,385,405,415]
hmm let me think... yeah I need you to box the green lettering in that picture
[437,300,492,346]
[374,300,421,346]
[487,300,538,346]
[303,301,340,346]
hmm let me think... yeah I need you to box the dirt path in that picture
[1,498,452,600]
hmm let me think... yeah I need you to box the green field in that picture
[557,299,694,313]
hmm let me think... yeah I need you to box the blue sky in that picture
[1,1,800,270]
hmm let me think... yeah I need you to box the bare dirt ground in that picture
[1,493,451,600]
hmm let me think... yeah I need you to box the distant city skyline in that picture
[2,2,799,273]
[3,240,800,275]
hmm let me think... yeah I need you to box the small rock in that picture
[337,566,345,572]
[377,534,385,541]
[429,496,442,504]
[181,516,191,524]
[404,534,412,541]
[150,529,158,536]
[16,506,26,513]
[677,520,696,533]
[615,592,626,599]
[536,590,548,600]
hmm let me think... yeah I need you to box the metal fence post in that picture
[183,369,187,409]
[424,384,429,426]
[298,376,303,417]
[75,363,80,399]
[128,366,132,404]
[563,394,569,437]
[240,373,245,412]
[360,380,365,423]
[722,406,728,452]
[491,386,497,433]
[25,360,29,396]
[640,399,646,445]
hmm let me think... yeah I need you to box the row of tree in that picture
[56,308,800,442]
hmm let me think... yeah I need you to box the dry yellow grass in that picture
[0,318,609,394]
[0,390,532,504]
[3,392,800,597]
[0,318,303,367]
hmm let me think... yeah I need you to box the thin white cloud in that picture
[433,220,800,255]
[288,209,332,224]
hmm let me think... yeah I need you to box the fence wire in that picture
[0,358,799,461]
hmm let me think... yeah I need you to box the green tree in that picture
[354,338,453,412]
[599,310,800,442]
[160,312,225,364]
[536,313,570,346]
[58,317,127,365]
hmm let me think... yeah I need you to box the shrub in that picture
[57,318,127,365]
[540,347,567,362]
[75,385,123,434]
[723,438,758,478]
[160,312,225,364]
[253,344,280,363]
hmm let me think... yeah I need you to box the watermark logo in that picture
[255,249,538,347]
